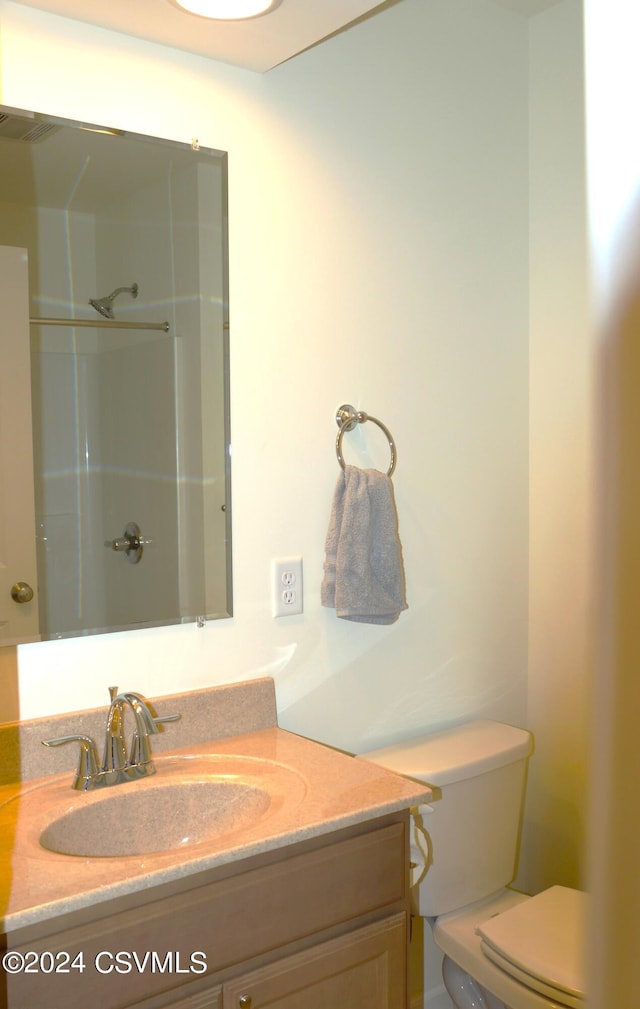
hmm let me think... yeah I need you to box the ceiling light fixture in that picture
[172,0,282,19]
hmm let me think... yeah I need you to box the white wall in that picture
[521,0,590,895]
[0,0,530,756]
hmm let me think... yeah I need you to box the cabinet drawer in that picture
[199,820,407,969]
[223,913,407,1009]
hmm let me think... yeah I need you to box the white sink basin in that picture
[5,752,307,860]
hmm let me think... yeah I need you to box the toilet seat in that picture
[476,886,586,1008]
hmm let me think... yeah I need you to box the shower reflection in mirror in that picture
[0,107,231,642]
[89,282,138,320]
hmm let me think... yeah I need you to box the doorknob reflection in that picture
[11,581,34,603]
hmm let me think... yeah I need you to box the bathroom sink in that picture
[40,778,270,857]
[4,752,307,860]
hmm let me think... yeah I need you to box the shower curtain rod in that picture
[29,317,170,332]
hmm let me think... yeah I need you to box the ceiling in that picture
[8,0,566,74]
[8,0,564,74]
[9,0,397,73]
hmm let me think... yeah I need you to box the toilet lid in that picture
[476,886,586,1007]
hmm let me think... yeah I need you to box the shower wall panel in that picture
[170,159,228,619]
[97,337,180,627]
[29,206,105,637]
[31,348,105,635]
[94,170,181,627]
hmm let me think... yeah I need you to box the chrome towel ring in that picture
[335,403,397,477]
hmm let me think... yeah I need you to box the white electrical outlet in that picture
[272,557,303,617]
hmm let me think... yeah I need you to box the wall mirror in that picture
[0,106,231,645]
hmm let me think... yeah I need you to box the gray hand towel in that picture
[321,465,408,624]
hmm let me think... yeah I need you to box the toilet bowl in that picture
[359,720,586,1009]
[434,886,585,1009]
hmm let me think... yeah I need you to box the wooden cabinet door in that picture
[145,984,222,1008]
[223,913,407,1009]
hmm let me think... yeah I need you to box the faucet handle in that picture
[108,685,118,701]
[42,734,100,790]
[154,713,181,727]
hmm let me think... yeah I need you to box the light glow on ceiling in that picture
[172,0,281,19]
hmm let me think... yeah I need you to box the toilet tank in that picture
[360,719,533,917]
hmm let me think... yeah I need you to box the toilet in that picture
[360,720,586,1009]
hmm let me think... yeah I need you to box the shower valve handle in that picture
[106,522,144,564]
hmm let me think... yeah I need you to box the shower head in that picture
[89,283,138,320]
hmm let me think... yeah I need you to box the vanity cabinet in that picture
[2,812,410,1009]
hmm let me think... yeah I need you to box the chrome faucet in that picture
[102,687,159,778]
[42,686,180,790]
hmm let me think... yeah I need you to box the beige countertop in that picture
[0,723,430,934]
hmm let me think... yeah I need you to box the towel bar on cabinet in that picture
[334,404,397,477]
